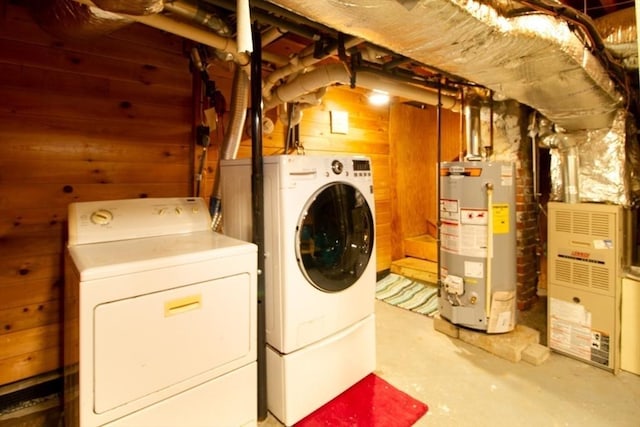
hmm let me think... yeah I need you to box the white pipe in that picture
[261,26,287,46]
[73,0,289,67]
[485,182,494,318]
[266,63,351,108]
[358,72,459,111]
[262,37,363,100]
[236,0,253,54]
[264,63,460,112]
[128,13,250,65]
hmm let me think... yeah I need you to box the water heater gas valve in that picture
[443,275,464,296]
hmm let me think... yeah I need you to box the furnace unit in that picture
[547,201,625,373]
[438,161,517,333]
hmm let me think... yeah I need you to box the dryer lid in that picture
[68,231,256,281]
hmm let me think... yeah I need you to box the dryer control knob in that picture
[90,209,113,225]
[331,160,344,175]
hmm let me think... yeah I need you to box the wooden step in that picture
[404,234,437,262]
[390,257,438,284]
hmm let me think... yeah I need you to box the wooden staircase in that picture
[390,234,438,284]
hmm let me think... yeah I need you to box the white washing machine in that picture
[64,197,257,427]
[220,155,377,426]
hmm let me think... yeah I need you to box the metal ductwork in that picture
[32,0,133,38]
[594,6,638,70]
[266,0,625,131]
[91,0,163,15]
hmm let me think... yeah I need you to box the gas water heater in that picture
[439,161,517,333]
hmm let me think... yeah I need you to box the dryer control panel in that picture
[68,197,211,246]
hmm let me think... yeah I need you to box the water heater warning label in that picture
[461,208,487,225]
[492,204,510,234]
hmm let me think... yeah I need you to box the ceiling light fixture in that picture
[368,89,390,106]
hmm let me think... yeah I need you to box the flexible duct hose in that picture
[210,66,250,231]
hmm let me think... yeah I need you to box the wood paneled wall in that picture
[389,103,461,260]
[0,2,194,386]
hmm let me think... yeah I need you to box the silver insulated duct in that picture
[267,0,624,131]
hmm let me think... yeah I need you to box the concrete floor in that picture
[261,298,640,426]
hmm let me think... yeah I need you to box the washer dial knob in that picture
[331,160,344,175]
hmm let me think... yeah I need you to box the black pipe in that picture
[250,22,267,421]
[436,81,443,299]
[202,0,332,40]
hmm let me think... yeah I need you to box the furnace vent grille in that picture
[548,203,621,297]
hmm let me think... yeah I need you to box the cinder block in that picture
[433,314,459,338]
[522,343,551,366]
[458,324,540,363]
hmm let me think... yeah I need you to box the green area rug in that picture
[375,273,439,316]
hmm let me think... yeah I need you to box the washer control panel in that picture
[68,197,211,246]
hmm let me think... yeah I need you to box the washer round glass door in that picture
[295,182,374,292]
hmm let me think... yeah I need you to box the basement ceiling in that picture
[253,0,637,130]
[33,0,639,130]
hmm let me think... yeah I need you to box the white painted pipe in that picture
[264,63,460,112]
[261,26,287,47]
[236,0,253,54]
[73,0,289,66]
[262,37,363,100]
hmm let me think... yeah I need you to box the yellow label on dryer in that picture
[164,294,202,317]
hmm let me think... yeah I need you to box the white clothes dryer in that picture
[64,197,257,427]
[221,155,377,426]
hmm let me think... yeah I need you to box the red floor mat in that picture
[295,373,428,427]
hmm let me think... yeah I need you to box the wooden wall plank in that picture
[0,159,190,184]
[1,280,62,312]
[0,63,191,103]
[0,87,192,125]
[0,208,67,235]
[0,347,61,386]
[0,38,190,89]
[0,115,192,147]
[0,252,62,286]
[0,300,60,335]
[0,325,60,360]
[0,183,192,210]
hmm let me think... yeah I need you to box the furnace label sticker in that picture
[549,297,594,362]
[593,239,613,250]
